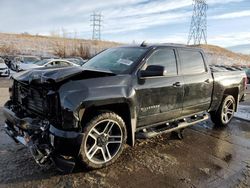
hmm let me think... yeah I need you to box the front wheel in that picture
[79,112,127,169]
[210,95,236,126]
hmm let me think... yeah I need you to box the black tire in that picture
[210,95,236,126]
[79,112,127,169]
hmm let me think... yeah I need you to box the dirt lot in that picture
[0,77,249,188]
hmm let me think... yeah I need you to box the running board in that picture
[136,114,209,139]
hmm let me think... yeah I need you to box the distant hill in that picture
[228,44,250,55]
[0,33,249,67]
[0,33,119,58]
[198,44,250,67]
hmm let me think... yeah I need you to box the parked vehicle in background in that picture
[1,55,15,69]
[41,56,58,60]
[11,55,41,71]
[3,44,247,173]
[246,69,250,83]
[65,57,88,66]
[0,57,10,77]
[18,59,80,71]
[210,65,243,72]
[231,66,243,71]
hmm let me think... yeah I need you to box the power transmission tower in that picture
[91,12,102,40]
[187,0,208,45]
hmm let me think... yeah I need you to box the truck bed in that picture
[210,69,246,111]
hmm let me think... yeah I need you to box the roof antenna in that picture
[140,41,147,47]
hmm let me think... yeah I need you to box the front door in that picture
[135,48,184,127]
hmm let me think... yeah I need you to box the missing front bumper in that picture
[3,103,83,173]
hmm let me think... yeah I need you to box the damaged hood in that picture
[12,66,116,84]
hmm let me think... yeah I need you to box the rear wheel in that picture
[79,112,127,169]
[210,95,236,126]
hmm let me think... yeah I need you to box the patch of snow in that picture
[234,105,250,122]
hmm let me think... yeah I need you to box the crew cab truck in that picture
[3,44,247,172]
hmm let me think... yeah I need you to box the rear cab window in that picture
[178,49,206,75]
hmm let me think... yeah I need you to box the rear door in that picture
[136,47,184,127]
[177,49,213,116]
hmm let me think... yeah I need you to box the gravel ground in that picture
[0,77,249,188]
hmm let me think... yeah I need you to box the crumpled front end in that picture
[3,102,52,164]
[3,79,84,173]
[3,67,121,172]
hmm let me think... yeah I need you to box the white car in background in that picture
[0,57,10,77]
[65,57,88,66]
[18,59,80,71]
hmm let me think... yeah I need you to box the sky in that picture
[0,0,249,47]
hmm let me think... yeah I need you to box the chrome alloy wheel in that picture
[84,120,123,165]
[221,98,235,124]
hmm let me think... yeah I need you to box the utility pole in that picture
[187,0,208,45]
[91,12,102,40]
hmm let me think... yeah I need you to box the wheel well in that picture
[224,87,239,110]
[80,103,133,146]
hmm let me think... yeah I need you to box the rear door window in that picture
[45,62,54,67]
[59,61,72,66]
[53,61,61,67]
[179,50,206,75]
[146,48,178,76]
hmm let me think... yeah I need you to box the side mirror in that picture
[139,65,166,78]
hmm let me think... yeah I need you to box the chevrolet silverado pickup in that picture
[3,44,247,172]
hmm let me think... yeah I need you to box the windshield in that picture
[82,47,148,74]
[34,59,50,66]
[23,57,40,63]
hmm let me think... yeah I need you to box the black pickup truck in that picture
[3,44,247,172]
